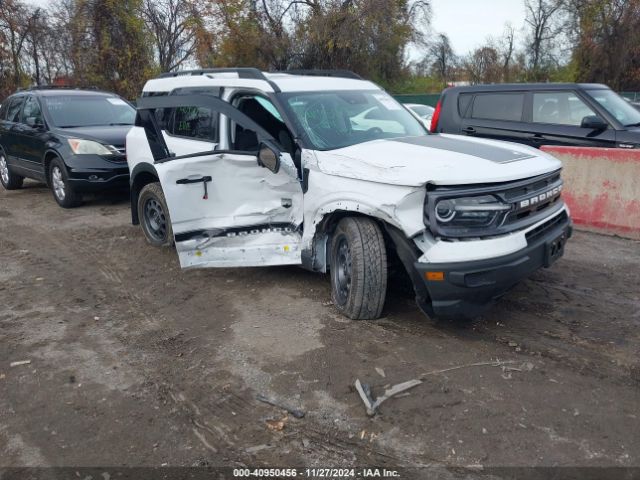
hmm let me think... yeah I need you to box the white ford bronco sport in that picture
[126,68,572,320]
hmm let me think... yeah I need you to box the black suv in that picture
[0,87,135,207]
[431,83,640,149]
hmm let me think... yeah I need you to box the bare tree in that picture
[0,0,37,85]
[24,7,49,84]
[464,45,501,84]
[141,0,204,72]
[428,32,456,82]
[499,24,516,82]
[524,0,566,79]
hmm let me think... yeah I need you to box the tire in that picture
[138,182,173,247]
[330,217,388,320]
[49,157,82,208]
[0,151,24,190]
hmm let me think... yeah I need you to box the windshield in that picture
[282,90,426,150]
[44,95,136,128]
[585,89,640,127]
[409,105,434,118]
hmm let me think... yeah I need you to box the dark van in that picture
[431,83,640,149]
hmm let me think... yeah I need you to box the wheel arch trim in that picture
[301,202,403,272]
[130,162,160,225]
[42,149,63,186]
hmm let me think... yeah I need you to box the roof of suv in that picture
[13,88,117,98]
[445,83,610,94]
[143,69,380,94]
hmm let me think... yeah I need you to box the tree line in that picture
[417,0,640,92]
[0,0,638,101]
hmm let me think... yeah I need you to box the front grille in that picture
[525,210,568,244]
[500,171,563,227]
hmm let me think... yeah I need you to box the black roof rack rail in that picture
[18,85,100,91]
[155,67,282,92]
[156,68,268,80]
[279,69,363,80]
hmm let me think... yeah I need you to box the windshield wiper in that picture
[108,122,134,126]
[624,122,640,128]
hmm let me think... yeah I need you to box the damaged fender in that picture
[301,167,427,272]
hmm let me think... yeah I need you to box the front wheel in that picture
[330,217,388,320]
[49,157,82,208]
[0,152,24,190]
[138,182,173,247]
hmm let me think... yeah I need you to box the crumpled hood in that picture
[315,134,563,186]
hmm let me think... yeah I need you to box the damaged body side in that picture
[298,150,435,315]
[300,153,427,272]
[130,94,305,269]
[157,150,304,269]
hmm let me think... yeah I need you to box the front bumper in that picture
[414,212,572,319]
[66,154,129,192]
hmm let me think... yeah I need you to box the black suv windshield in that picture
[44,95,136,128]
[282,90,426,150]
[585,89,640,127]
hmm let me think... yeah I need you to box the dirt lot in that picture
[1,181,639,477]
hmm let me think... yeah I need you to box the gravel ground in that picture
[0,181,639,478]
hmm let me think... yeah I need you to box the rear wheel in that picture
[330,217,387,320]
[0,152,24,190]
[49,157,82,208]
[138,182,173,247]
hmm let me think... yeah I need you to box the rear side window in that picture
[6,96,25,123]
[471,93,524,122]
[169,106,217,141]
[458,94,473,117]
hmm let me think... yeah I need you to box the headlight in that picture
[434,195,511,227]
[68,139,113,155]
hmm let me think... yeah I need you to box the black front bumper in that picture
[66,155,129,192]
[414,212,572,319]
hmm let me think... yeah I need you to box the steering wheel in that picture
[366,127,383,134]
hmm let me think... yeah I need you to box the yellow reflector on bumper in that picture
[426,271,445,281]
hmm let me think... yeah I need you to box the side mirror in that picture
[581,115,607,130]
[26,117,43,129]
[257,142,280,174]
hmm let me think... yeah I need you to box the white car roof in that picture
[405,103,434,109]
[142,70,381,95]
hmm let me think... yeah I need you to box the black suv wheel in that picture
[0,151,24,190]
[49,157,82,208]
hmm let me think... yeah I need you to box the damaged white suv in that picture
[126,68,572,320]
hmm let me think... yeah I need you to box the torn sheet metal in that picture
[155,150,303,268]
[301,166,427,254]
[177,229,302,268]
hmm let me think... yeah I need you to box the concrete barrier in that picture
[541,146,640,239]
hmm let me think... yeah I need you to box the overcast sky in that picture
[430,0,527,54]
[24,0,528,57]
